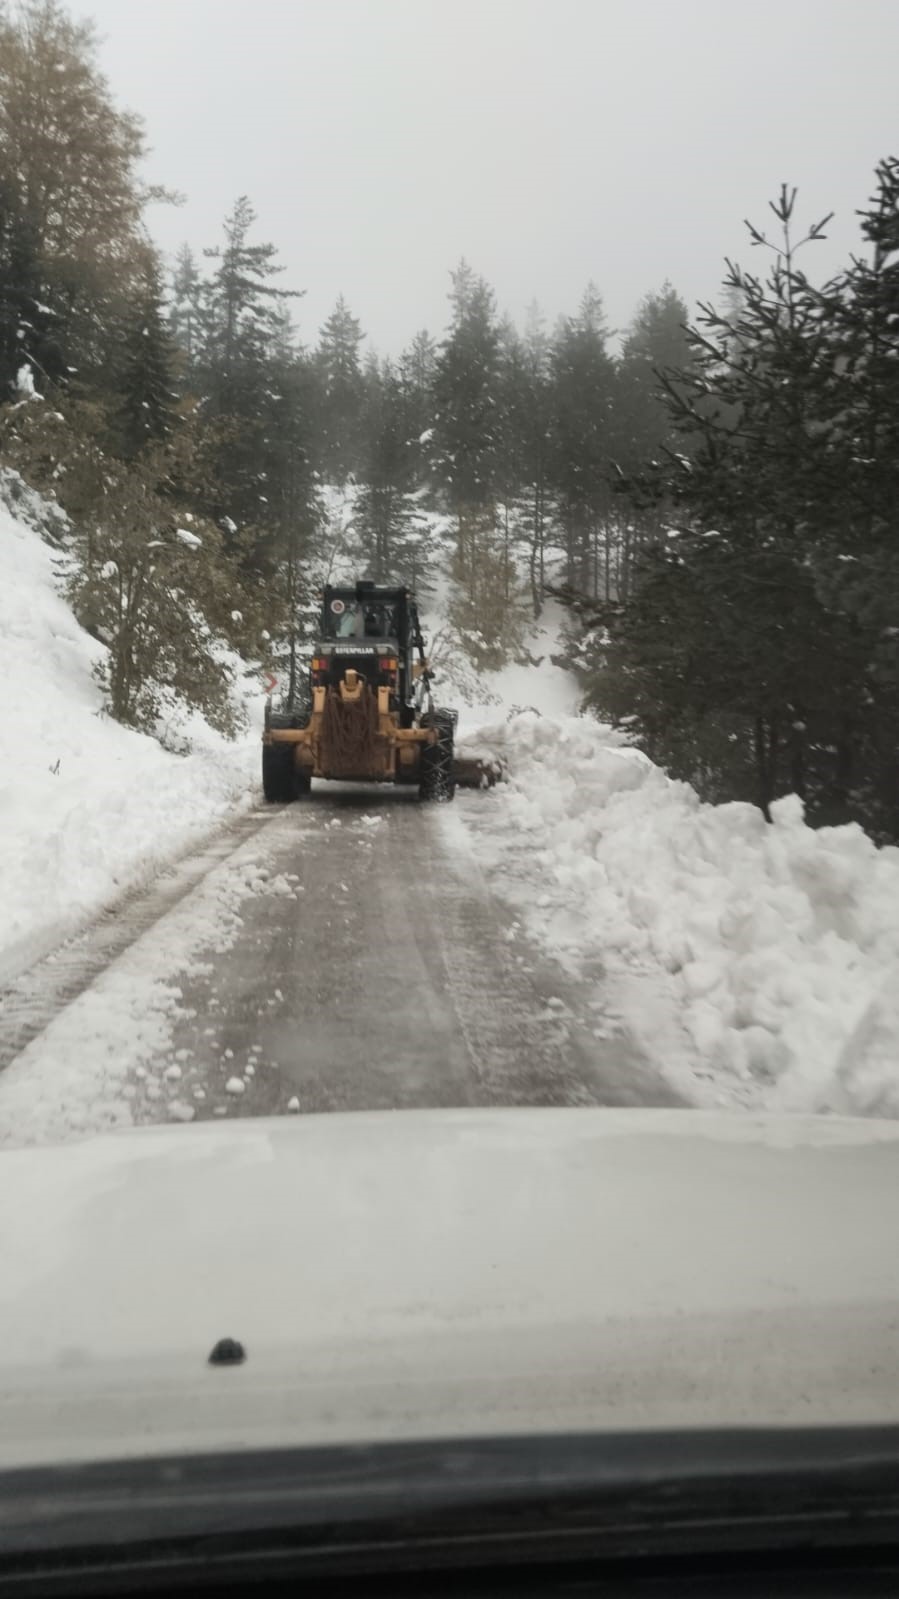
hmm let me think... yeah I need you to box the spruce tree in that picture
[315,294,366,484]
[258,347,322,704]
[0,0,152,379]
[497,302,553,614]
[613,282,693,596]
[433,261,501,608]
[592,188,871,823]
[355,357,433,584]
[548,284,616,595]
[495,316,529,510]
[115,255,179,459]
[0,179,63,396]
[169,244,203,378]
[397,327,436,486]
[432,259,500,519]
[200,196,301,404]
[195,197,303,540]
[616,282,692,472]
[805,158,899,831]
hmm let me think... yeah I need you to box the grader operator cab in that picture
[262,581,468,803]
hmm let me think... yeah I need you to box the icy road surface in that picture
[0,788,680,1143]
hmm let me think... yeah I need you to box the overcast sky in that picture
[84,0,899,354]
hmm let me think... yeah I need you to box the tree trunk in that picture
[789,724,806,799]
[835,717,854,803]
[503,501,510,604]
[754,712,777,822]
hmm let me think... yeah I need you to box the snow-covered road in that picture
[0,788,682,1143]
[3,484,898,1142]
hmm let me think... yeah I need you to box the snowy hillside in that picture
[0,494,259,983]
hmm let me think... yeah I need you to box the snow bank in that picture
[461,714,899,1117]
[0,499,258,981]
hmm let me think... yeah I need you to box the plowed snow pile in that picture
[0,495,257,981]
[457,714,899,1117]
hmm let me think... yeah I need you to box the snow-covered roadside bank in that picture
[0,502,259,984]
[0,825,307,1147]
[454,714,899,1119]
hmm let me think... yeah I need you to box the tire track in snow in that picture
[0,808,277,1074]
[435,799,686,1108]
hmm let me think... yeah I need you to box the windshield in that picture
[1,0,899,1561]
[327,600,398,639]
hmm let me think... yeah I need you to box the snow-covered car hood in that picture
[2,1106,899,1469]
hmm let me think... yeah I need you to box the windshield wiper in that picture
[2,1428,899,1595]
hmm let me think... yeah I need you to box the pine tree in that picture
[432,259,500,519]
[355,357,433,584]
[114,254,179,459]
[0,0,153,378]
[315,294,366,483]
[195,197,303,537]
[816,158,899,556]
[548,283,617,595]
[68,461,249,735]
[200,196,301,402]
[395,328,436,488]
[496,302,553,614]
[616,283,692,471]
[495,316,529,509]
[169,244,203,377]
[592,188,870,823]
[0,178,64,396]
[612,282,693,596]
[433,261,501,608]
[257,347,323,704]
[803,158,899,831]
[0,385,253,735]
[432,262,528,665]
[399,328,436,429]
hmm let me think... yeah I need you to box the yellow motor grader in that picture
[262,582,492,802]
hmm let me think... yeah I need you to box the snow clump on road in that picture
[457,713,899,1118]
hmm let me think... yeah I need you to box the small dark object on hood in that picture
[208,1337,246,1366]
